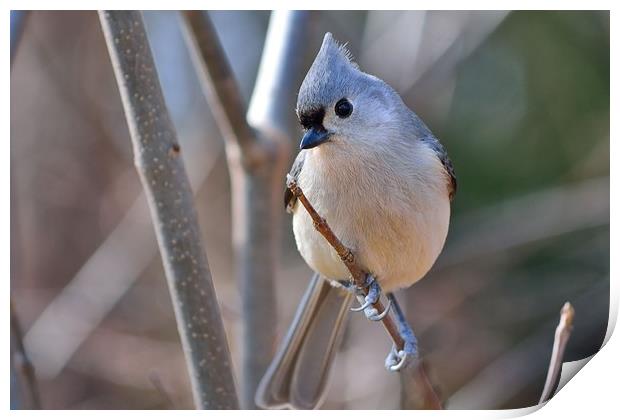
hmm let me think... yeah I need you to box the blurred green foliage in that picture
[445,11,609,210]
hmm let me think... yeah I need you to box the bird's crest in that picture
[319,33,359,69]
[297,33,360,115]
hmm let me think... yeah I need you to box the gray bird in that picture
[256,33,456,410]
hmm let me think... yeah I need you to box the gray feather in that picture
[255,273,353,410]
[420,136,457,200]
[296,33,363,118]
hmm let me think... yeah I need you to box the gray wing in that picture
[284,151,307,213]
[407,110,457,200]
[420,136,457,200]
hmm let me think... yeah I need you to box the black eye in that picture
[334,98,353,118]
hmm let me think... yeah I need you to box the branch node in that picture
[342,249,355,264]
[286,174,301,197]
[168,143,181,157]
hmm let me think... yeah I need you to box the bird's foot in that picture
[384,293,419,372]
[385,334,418,371]
[348,274,392,322]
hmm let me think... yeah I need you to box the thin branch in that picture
[448,284,601,409]
[286,176,442,409]
[400,360,442,410]
[182,11,312,408]
[182,11,263,170]
[99,11,238,409]
[286,177,403,348]
[539,302,575,404]
[10,301,42,409]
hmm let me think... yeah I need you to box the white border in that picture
[4,3,616,419]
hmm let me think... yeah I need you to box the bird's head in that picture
[296,33,409,152]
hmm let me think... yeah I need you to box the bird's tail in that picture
[255,273,353,410]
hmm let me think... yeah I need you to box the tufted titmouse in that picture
[256,33,456,410]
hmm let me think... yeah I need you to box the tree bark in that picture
[99,10,239,409]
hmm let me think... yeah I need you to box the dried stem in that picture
[99,11,238,409]
[286,176,404,348]
[400,360,442,410]
[182,11,311,408]
[287,177,442,409]
[539,302,575,404]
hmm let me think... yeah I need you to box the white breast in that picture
[292,139,450,292]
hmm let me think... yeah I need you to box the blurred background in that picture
[10,10,609,409]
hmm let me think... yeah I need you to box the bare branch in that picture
[286,176,442,409]
[286,177,402,347]
[99,11,238,409]
[246,11,313,140]
[400,360,442,410]
[182,11,312,408]
[539,302,575,404]
[182,11,263,170]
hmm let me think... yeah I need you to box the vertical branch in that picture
[241,11,311,408]
[246,11,311,140]
[182,11,312,408]
[99,11,238,409]
[539,302,575,404]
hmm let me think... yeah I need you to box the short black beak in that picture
[300,127,330,150]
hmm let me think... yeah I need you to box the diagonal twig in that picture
[286,176,442,409]
[539,302,575,404]
[182,11,264,169]
[286,176,403,348]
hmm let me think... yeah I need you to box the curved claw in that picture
[388,351,408,372]
[368,298,392,321]
[350,298,373,312]
[350,275,380,312]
